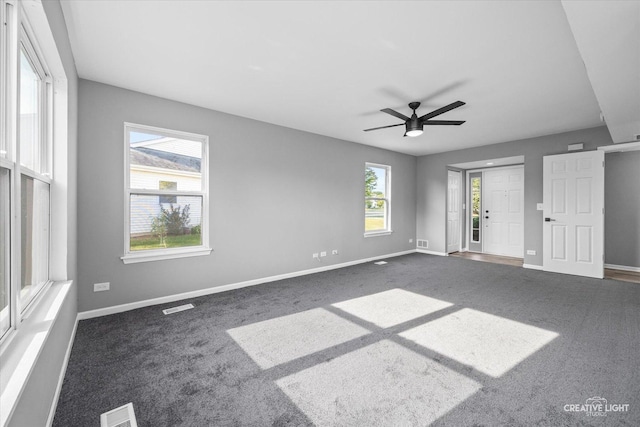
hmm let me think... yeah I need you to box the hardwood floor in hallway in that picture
[448,251,640,284]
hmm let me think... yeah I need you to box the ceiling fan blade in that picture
[381,108,410,121]
[422,120,466,126]
[419,101,465,121]
[363,123,405,132]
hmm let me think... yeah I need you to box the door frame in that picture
[446,169,462,254]
[464,164,525,254]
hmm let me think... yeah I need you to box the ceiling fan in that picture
[364,100,466,137]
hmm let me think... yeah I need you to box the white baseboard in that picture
[46,316,79,427]
[605,263,640,273]
[523,263,543,271]
[78,249,417,320]
[416,249,448,256]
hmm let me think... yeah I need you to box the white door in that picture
[447,170,461,253]
[483,167,524,257]
[543,151,604,278]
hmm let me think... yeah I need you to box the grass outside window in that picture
[130,233,201,251]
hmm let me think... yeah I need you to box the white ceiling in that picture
[562,0,640,144]
[59,1,636,156]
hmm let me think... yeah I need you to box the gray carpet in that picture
[53,254,640,426]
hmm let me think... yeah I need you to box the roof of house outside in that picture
[131,147,200,173]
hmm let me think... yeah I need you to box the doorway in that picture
[463,165,524,258]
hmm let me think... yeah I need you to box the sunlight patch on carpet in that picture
[399,308,559,377]
[276,339,481,426]
[227,308,370,369]
[332,288,453,328]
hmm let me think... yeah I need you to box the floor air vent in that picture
[162,303,194,315]
[417,239,428,249]
[100,403,137,427]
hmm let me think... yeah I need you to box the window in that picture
[0,169,10,336]
[20,175,49,306]
[365,163,391,235]
[471,177,481,243]
[0,2,54,340]
[159,180,177,204]
[122,123,211,264]
[18,32,50,310]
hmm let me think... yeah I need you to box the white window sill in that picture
[364,230,393,238]
[121,247,212,264]
[0,280,73,427]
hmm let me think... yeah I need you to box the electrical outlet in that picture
[526,250,536,256]
[94,282,110,292]
[313,253,319,259]
[409,238,413,243]
[332,249,338,255]
[320,251,327,257]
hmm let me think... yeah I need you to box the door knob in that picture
[544,218,556,222]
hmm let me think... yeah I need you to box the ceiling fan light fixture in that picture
[405,120,423,137]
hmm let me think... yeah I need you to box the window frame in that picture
[16,18,52,315]
[121,122,211,264]
[364,162,392,237]
[18,24,50,175]
[0,0,54,344]
[470,176,482,243]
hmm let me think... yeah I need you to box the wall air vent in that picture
[100,403,138,427]
[162,303,194,315]
[417,239,429,249]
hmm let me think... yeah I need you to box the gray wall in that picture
[77,80,417,312]
[605,151,640,268]
[8,1,79,426]
[416,126,614,266]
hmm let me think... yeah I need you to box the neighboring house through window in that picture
[159,180,177,204]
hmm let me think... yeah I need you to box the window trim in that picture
[364,162,392,237]
[16,18,52,315]
[121,122,211,264]
[0,0,60,347]
[18,17,51,177]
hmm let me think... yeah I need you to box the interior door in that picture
[543,150,604,278]
[447,170,461,253]
[483,167,524,257]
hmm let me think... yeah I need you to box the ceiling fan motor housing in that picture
[406,118,422,134]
